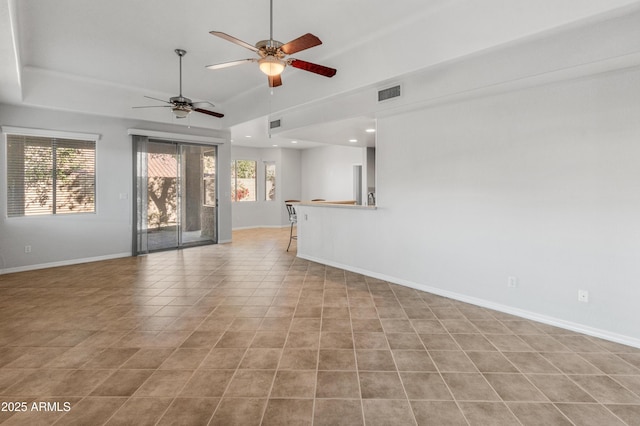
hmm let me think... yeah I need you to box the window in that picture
[231,160,256,202]
[265,161,276,201]
[203,149,216,207]
[6,133,96,217]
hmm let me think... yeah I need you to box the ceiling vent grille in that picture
[378,85,401,102]
[270,119,281,129]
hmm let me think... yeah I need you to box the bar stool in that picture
[284,200,299,252]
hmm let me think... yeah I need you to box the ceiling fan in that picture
[205,0,336,87]
[134,49,223,119]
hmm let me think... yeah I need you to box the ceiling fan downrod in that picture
[269,0,274,41]
[175,49,187,99]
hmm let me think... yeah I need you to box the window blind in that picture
[6,134,96,217]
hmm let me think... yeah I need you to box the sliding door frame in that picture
[132,135,219,255]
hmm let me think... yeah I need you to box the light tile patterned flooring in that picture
[1,228,640,425]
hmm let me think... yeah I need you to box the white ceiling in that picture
[1,0,639,148]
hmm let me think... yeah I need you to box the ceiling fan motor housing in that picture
[170,96,192,106]
[256,39,284,58]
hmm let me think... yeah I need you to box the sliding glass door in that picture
[179,144,217,247]
[133,137,217,254]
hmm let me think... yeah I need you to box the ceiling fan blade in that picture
[210,31,259,53]
[281,33,322,55]
[289,59,337,77]
[206,58,256,70]
[194,108,224,118]
[143,95,172,104]
[268,74,282,88]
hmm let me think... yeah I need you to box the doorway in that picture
[133,137,218,254]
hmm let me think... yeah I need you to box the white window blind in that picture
[6,134,96,217]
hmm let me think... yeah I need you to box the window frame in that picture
[231,159,257,202]
[264,161,276,202]
[3,126,100,218]
[202,148,217,207]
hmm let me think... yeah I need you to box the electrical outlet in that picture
[578,289,589,303]
[24,245,32,254]
[507,276,517,288]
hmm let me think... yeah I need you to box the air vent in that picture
[270,119,281,129]
[378,85,401,102]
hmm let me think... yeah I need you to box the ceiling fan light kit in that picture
[259,56,285,76]
[172,106,190,119]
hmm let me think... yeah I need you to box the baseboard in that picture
[232,225,289,231]
[0,252,132,275]
[297,253,640,350]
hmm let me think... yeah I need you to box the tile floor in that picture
[1,228,640,425]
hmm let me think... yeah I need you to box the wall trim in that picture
[0,252,131,275]
[297,253,640,350]
[1,125,100,141]
[127,128,226,145]
[232,225,289,231]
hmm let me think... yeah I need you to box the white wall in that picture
[301,145,364,201]
[0,104,231,272]
[298,67,640,346]
[280,148,302,223]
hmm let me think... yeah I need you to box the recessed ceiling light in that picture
[272,144,278,147]
[291,140,298,144]
[365,128,376,133]
[245,135,252,138]
[349,139,358,143]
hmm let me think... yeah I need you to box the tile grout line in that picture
[150,275,231,426]
[347,273,367,426]
[375,280,419,426]
[159,266,245,426]
[205,284,265,424]
[415,294,473,426]
[492,314,636,425]
[309,266,325,426]
[442,304,527,425]
[256,251,309,425]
